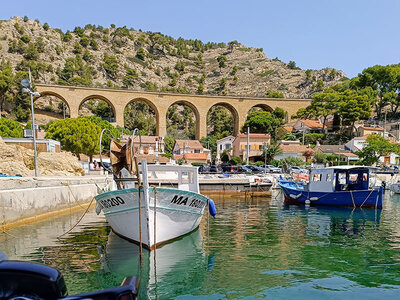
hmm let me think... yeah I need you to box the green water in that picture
[2,191,400,299]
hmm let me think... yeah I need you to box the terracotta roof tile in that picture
[183,153,208,160]
[280,144,310,153]
[300,120,323,129]
[175,140,203,150]
[360,126,383,131]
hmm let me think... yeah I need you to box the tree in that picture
[0,61,14,115]
[355,64,400,119]
[136,48,146,60]
[102,54,119,78]
[228,40,239,52]
[217,55,227,71]
[242,110,284,138]
[123,67,138,88]
[163,135,175,158]
[45,118,101,159]
[0,118,23,137]
[79,116,121,152]
[313,152,328,164]
[229,156,242,165]
[356,135,398,166]
[263,142,282,163]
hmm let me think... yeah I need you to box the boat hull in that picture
[95,187,208,249]
[278,181,383,209]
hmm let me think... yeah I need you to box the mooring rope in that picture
[57,195,95,239]
[360,188,377,208]
[154,186,157,256]
[350,190,356,208]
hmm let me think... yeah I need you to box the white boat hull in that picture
[95,187,208,249]
[390,183,400,194]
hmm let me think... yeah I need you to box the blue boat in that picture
[278,166,383,209]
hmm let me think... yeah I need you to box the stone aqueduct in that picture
[36,84,311,139]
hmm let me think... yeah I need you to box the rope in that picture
[360,188,377,208]
[57,196,95,239]
[350,190,356,208]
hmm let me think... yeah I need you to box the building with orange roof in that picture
[173,139,211,164]
[232,133,270,162]
[357,126,384,137]
[275,144,312,161]
[293,119,324,132]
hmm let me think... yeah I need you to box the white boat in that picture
[390,181,400,194]
[95,130,214,250]
[101,230,206,299]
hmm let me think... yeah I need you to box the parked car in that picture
[209,165,222,173]
[220,165,234,173]
[244,165,265,173]
[197,165,210,173]
[236,166,252,174]
[266,165,282,173]
[290,166,307,174]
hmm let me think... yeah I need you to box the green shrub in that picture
[0,118,23,137]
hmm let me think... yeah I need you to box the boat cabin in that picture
[309,166,371,192]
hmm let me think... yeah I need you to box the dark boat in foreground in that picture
[279,166,383,209]
[0,257,138,300]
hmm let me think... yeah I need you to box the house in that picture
[346,136,399,165]
[172,139,211,164]
[293,120,324,132]
[122,135,165,155]
[2,137,61,153]
[357,126,384,137]
[314,144,359,164]
[232,133,270,162]
[275,144,311,161]
[216,135,234,163]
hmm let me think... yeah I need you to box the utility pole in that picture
[384,111,387,138]
[246,126,250,165]
[21,69,40,177]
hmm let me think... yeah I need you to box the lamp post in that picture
[21,69,41,177]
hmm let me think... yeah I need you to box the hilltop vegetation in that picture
[0,16,346,100]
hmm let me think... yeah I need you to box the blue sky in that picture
[1,0,399,78]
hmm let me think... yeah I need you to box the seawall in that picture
[0,176,112,230]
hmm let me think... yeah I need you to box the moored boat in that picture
[278,166,383,208]
[95,129,215,250]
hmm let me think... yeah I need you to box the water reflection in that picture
[101,229,207,299]
[1,193,400,298]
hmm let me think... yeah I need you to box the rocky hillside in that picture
[0,16,346,98]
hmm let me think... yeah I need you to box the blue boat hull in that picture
[278,181,383,209]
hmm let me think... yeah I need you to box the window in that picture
[338,172,346,184]
[312,173,322,181]
[225,144,230,149]
[194,149,200,153]
[220,145,222,150]
[349,173,358,184]
[363,173,368,181]
[326,173,332,181]
[241,144,245,150]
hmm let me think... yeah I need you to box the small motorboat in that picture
[278,166,383,208]
[0,254,138,299]
[95,129,216,250]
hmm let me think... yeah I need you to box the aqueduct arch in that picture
[207,102,239,136]
[35,84,311,139]
[166,100,200,139]
[124,97,159,135]
[78,95,116,121]
[35,91,71,119]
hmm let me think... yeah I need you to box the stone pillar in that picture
[113,104,125,127]
[237,111,248,135]
[197,113,207,140]
[157,108,167,137]
[69,105,79,118]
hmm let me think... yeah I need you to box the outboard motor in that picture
[0,258,138,300]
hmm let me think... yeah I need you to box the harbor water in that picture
[1,190,400,299]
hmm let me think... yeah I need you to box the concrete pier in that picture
[0,176,112,229]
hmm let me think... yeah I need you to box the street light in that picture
[21,69,41,177]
